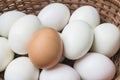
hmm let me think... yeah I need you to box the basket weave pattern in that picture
[0,0,120,80]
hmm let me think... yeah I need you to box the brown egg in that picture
[28,27,63,69]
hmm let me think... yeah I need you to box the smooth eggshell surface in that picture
[9,15,42,55]
[4,57,39,80]
[28,27,63,69]
[91,23,120,57]
[74,53,116,80]
[69,6,100,28]
[62,20,94,60]
[0,37,14,72]
[0,11,26,37]
[38,3,70,31]
[40,64,81,80]
[58,32,65,62]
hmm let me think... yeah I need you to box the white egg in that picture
[0,37,14,72]
[69,6,100,28]
[40,64,81,80]
[0,11,26,37]
[74,53,116,80]
[4,57,39,80]
[38,3,70,31]
[62,20,94,60]
[91,23,120,57]
[58,32,65,62]
[9,15,42,55]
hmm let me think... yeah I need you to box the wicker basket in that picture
[0,0,120,80]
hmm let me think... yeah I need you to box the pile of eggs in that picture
[0,3,120,80]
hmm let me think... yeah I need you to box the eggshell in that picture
[69,6,100,28]
[0,11,26,37]
[74,52,116,80]
[61,20,94,60]
[57,32,65,62]
[91,23,120,57]
[9,15,42,55]
[28,27,63,69]
[4,57,39,80]
[40,64,81,80]
[38,3,70,31]
[0,37,14,72]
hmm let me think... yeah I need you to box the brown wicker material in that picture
[0,0,120,80]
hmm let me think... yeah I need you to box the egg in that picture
[9,15,42,55]
[28,27,63,69]
[40,63,81,80]
[0,10,26,37]
[38,3,70,31]
[4,57,39,80]
[0,37,14,72]
[69,6,100,28]
[91,23,120,57]
[58,32,65,62]
[61,20,94,60]
[74,52,116,80]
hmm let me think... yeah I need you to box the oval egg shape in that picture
[9,15,42,55]
[74,53,116,80]
[0,37,14,72]
[0,10,26,37]
[69,6,100,28]
[4,57,39,80]
[28,27,63,69]
[38,3,70,31]
[91,23,120,57]
[40,64,81,80]
[61,20,94,60]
